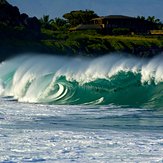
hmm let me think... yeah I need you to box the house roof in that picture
[92,15,135,20]
[92,15,159,25]
[69,24,103,31]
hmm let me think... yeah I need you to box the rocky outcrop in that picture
[0,3,41,37]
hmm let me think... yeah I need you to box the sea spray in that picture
[0,53,163,107]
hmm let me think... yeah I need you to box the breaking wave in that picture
[0,53,163,107]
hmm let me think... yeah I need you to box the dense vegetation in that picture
[137,15,163,29]
[0,0,163,61]
[40,28,163,57]
[1,20,163,61]
[0,23,43,61]
[112,28,131,35]
[63,10,98,27]
[38,9,98,30]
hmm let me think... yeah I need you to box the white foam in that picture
[0,98,162,162]
[0,53,163,103]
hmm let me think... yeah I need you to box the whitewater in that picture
[0,53,163,162]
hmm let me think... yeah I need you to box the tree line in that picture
[1,0,162,32]
[137,15,162,29]
[40,11,163,31]
[39,10,98,31]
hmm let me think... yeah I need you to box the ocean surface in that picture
[0,53,163,162]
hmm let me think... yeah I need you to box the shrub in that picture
[112,28,130,35]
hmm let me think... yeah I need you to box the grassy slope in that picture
[41,28,163,57]
[0,24,163,61]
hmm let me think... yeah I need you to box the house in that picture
[92,15,160,35]
[69,15,161,35]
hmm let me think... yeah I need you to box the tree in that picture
[39,15,53,29]
[146,16,163,29]
[50,17,68,31]
[0,0,9,5]
[140,16,145,20]
[62,9,98,27]
[158,21,163,29]
[146,16,155,23]
[112,28,130,35]
[137,15,161,23]
[137,16,145,20]
[137,15,140,19]
[154,19,160,23]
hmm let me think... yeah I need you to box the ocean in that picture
[0,53,163,162]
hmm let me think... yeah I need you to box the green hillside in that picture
[1,23,163,61]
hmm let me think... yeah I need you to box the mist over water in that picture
[0,53,163,107]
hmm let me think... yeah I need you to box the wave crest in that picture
[0,53,163,107]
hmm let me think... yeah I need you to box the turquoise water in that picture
[1,54,163,107]
[0,54,163,162]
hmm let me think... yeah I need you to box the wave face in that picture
[1,53,163,107]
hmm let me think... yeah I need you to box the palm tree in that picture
[137,16,146,20]
[154,19,160,23]
[146,16,163,29]
[158,21,163,29]
[146,16,156,23]
[50,17,68,31]
[137,15,140,19]
[147,16,152,22]
[140,16,145,20]
[39,15,53,29]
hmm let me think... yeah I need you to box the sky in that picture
[7,0,163,22]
